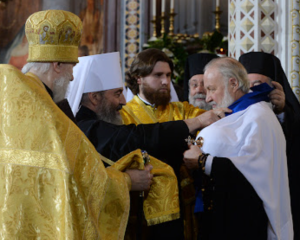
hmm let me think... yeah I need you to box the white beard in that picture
[212,86,234,109]
[189,93,213,110]
[53,73,71,103]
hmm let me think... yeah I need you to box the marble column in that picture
[229,0,300,101]
[120,0,144,74]
[290,0,300,101]
[228,0,277,59]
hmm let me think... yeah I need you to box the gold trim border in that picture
[290,0,300,101]
[28,45,79,63]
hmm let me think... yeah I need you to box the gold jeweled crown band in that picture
[25,10,83,63]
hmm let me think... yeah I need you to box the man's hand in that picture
[125,164,153,191]
[270,81,285,114]
[183,145,202,170]
[197,107,232,128]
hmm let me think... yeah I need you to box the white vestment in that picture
[197,101,293,240]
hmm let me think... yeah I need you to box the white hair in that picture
[53,71,72,103]
[204,57,250,94]
[188,93,213,110]
[21,62,51,74]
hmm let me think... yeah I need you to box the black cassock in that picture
[76,106,269,240]
[76,106,189,171]
[197,157,268,240]
[76,105,189,240]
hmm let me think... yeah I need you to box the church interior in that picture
[1,1,300,239]
[1,0,299,102]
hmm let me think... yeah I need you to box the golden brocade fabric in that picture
[120,95,205,240]
[0,64,130,239]
[120,95,205,124]
[25,10,82,63]
[109,149,180,226]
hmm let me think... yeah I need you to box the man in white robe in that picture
[183,57,293,240]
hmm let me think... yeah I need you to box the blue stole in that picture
[194,83,273,213]
[226,83,273,116]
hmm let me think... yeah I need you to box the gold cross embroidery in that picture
[185,136,204,147]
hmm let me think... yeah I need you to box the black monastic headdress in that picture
[183,53,219,101]
[239,52,300,117]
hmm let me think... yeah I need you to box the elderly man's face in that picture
[138,61,171,106]
[53,63,75,103]
[95,87,126,125]
[204,68,234,108]
[247,73,272,87]
[189,74,205,96]
[189,74,212,110]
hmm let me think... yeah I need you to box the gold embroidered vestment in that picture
[0,65,130,239]
[120,95,205,239]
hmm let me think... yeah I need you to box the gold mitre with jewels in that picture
[25,10,82,63]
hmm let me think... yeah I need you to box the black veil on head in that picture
[183,53,219,101]
[239,51,300,117]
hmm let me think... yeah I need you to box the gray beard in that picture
[189,93,213,110]
[53,74,70,103]
[97,112,123,125]
[95,98,123,125]
[219,90,234,108]
[212,88,234,109]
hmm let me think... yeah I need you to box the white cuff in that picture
[204,155,213,175]
[276,112,285,123]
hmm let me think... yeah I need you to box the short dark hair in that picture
[125,48,174,94]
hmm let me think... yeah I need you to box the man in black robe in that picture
[67,53,226,166]
[183,57,293,239]
[76,101,193,164]
[67,52,229,240]
[239,52,300,240]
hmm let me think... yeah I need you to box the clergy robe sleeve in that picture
[78,119,190,162]
[207,157,268,240]
[280,103,300,239]
[280,103,300,159]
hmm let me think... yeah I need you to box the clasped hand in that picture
[183,145,202,170]
[270,81,285,114]
[125,164,153,191]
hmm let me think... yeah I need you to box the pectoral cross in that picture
[185,136,204,147]
[142,150,150,165]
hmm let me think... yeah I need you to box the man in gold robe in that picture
[0,10,153,239]
[122,48,231,240]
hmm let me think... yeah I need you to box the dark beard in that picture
[95,97,123,125]
[141,82,171,107]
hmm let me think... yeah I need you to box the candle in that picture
[162,0,165,13]
[216,0,220,7]
[152,0,156,17]
[170,0,174,10]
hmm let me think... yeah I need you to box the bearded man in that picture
[67,52,226,240]
[68,52,212,163]
[184,53,219,110]
[183,57,293,240]
[122,48,231,240]
[21,61,75,103]
[0,10,153,239]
